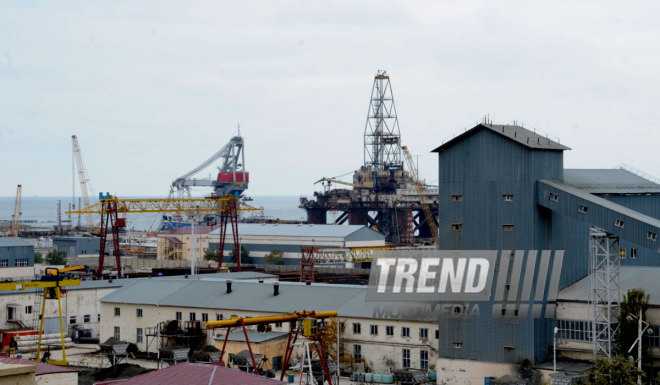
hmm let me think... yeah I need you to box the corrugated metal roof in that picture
[218,330,288,343]
[0,238,32,247]
[95,363,285,385]
[162,225,219,235]
[161,236,183,244]
[0,357,77,375]
[559,266,660,305]
[563,169,660,193]
[209,223,384,239]
[100,278,435,322]
[433,123,570,152]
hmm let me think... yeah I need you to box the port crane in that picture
[8,184,21,237]
[0,266,84,365]
[314,177,373,192]
[72,135,97,231]
[68,195,258,277]
[402,145,439,245]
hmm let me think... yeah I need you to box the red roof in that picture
[95,363,286,385]
[162,225,219,236]
[0,357,77,375]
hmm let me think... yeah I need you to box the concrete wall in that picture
[0,364,36,385]
[435,357,517,385]
[35,372,77,385]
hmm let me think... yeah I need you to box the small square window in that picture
[25,306,32,315]
[353,323,361,334]
[549,192,559,202]
[370,325,378,335]
[620,248,626,259]
[452,342,463,349]
[69,315,77,324]
[631,248,637,259]
[189,312,196,321]
[176,311,182,321]
[578,204,588,214]
[402,327,410,338]
[275,321,283,328]
[648,231,657,242]
[386,326,394,336]
[419,328,428,339]
[114,307,120,316]
[451,194,463,202]
[615,219,624,228]
[502,194,514,202]
[451,223,463,232]
[202,313,209,322]
[502,224,514,232]
[216,313,223,321]
[136,309,143,318]
[435,329,440,339]
[84,314,91,323]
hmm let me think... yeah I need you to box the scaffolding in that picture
[589,227,621,358]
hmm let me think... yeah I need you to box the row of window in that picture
[69,314,98,324]
[451,224,515,232]
[451,194,514,202]
[352,345,428,370]
[116,307,222,323]
[0,258,30,267]
[352,323,436,339]
[113,327,144,343]
[557,319,660,348]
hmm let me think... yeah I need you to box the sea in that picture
[0,196,309,232]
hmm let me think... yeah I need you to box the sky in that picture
[2,1,660,199]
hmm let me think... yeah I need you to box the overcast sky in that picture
[2,1,660,199]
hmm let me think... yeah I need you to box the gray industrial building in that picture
[432,122,660,365]
[52,236,101,258]
[0,237,34,267]
[209,223,386,264]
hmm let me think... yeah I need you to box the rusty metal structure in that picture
[300,71,438,244]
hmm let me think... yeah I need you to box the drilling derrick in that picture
[300,71,438,245]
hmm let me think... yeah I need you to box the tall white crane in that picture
[72,135,96,230]
[8,184,21,237]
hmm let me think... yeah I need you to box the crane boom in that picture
[69,195,259,214]
[72,135,95,230]
[402,146,439,245]
[9,184,21,237]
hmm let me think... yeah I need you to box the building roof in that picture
[218,330,288,343]
[161,236,183,244]
[100,278,436,322]
[558,266,660,305]
[0,356,77,375]
[161,225,219,236]
[95,362,285,385]
[433,123,570,152]
[0,238,33,247]
[563,168,660,194]
[209,223,384,240]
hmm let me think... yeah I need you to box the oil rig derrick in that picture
[300,71,438,244]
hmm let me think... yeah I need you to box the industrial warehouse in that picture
[2,66,660,385]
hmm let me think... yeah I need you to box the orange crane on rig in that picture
[8,184,22,237]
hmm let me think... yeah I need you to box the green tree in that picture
[264,249,284,265]
[581,355,643,385]
[203,248,218,261]
[34,252,43,264]
[229,246,250,264]
[615,289,650,363]
[45,250,67,265]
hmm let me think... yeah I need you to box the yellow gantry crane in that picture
[0,267,83,365]
[402,145,439,245]
[68,195,259,277]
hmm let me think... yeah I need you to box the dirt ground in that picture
[76,363,153,385]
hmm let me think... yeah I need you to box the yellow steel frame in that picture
[66,196,259,215]
[0,279,80,365]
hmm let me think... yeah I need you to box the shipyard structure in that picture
[300,71,439,245]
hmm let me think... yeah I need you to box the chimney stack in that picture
[226,280,232,294]
[274,282,280,296]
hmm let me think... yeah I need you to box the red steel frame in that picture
[300,246,316,283]
[97,199,125,278]
[218,198,240,271]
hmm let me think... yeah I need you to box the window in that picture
[451,223,463,232]
[620,248,627,259]
[137,328,143,343]
[114,307,120,316]
[70,315,77,324]
[420,350,429,370]
[631,248,637,259]
[84,314,91,323]
[353,323,361,334]
[453,342,463,349]
[502,194,514,202]
[114,326,120,340]
[15,258,29,267]
[402,327,410,338]
[578,204,588,214]
[370,325,378,336]
[435,329,440,339]
[25,306,32,315]
[386,326,394,336]
[353,344,362,359]
[98,314,101,322]
[176,311,182,321]
[136,309,143,318]
[0,259,8,267]
[557,319,593,342]
[189,312,196,321]
[202,313,208,322]
[615,219,624,229]
[402,349,410,368]
[419,328,428,339]
[646,326,660,348]
[216,313,223,321]
[648,231,657,242]
[451,194,463,202]
[275,321,283,328]
[549,192,559,202]
[502,224,514,232]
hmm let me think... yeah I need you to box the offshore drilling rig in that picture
[299,71,438,244]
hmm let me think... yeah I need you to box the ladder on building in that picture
[29,289,45,359]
